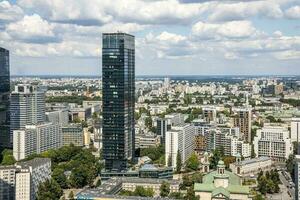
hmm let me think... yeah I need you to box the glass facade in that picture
[102,33,135,171]
[0,47,10,148]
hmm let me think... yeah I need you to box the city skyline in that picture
[0,0,300,76]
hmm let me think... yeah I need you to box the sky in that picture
[1,0,300,76]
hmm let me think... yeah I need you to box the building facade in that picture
[102,33,135,171]
[62,124,84,146]
[232,107,252,143]
[0,47,10,148]
[10,85,46,136]
[291,118,300,143]
[165,124,195,169]
[156,118,168,144]
[13,122,61,161]
[253,125,293,161]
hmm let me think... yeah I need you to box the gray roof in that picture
[17,158,51,169]
[234,157,271,166]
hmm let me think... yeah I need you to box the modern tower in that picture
[102,33,135,171]
[10,84,46,135]
[0,47,10,148]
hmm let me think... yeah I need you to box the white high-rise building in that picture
[295,155,300,200]
[291,118,300,142]
[10,85,46,135]
[165,124,195,169]
[13,122,62,161]
[253,125,293,161]
[0,166,16,200]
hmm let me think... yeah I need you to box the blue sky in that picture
[1,0,300,75]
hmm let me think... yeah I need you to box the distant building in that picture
[102,32,135,171]
[139,164,173,180]
[165,124,195,169]
[0,47,10,148]
[13,122,61,161]
[0,158,51,200]
[230,155,272,176]
[156,118,168,144]
[10,84,46,136]
[291,118,300,142]
[69,107,92,121]
[165,113,185,127]
[194,160,251,200]
[202,106,217,122]
[253,125,293,161]
[82,101,101,114]
[46,109,69,126]
[62,124,84,146]
[232,107,252,143]
[135,132,160,149]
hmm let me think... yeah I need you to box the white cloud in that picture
[273,50,300,60]
[207,1,283,22]
[192,21,257,39]
[285,5,300,19]
[0,1,23,26]
[6,14,58,43]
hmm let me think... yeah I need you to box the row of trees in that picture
[257,170,280,194]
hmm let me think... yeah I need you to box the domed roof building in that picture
[194,159,252,200]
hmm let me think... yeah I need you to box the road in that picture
[266,171,294,200]
[279,171,295,200]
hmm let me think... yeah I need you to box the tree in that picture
[286,154,295,180]
[145,116,152,128]
[253,194,265,200]
[169,192,184,199]
[0,149,16,165]
[176,150,182,173]
[185,153,199,171]
[223,156,235,168]
[92,112,98,120]
[185,186,199,200]
[160,181,170,197]
[210,149,223,169]
[52,168,68,189]
[37,179,63,200]
[134,186,154,197]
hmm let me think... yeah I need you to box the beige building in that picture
[194,160,252,200]
[232,107,252,143]
[230,155,272,177]
[62,124,84,147]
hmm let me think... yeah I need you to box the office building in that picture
[10,85,46,135]
[165,124,195,169]
[291,118,300,142]
[135,132,160,149]
[102,32,135,171]
[62,124,84,146]
[232,107,252,143]
[0,165,16,200]
[13,122,61,161]
[253,125,293,161]
[0,47,10,148]
[46,109,69,127]
[156,118,168,144]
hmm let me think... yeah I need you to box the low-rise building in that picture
[62,124,84,146]
[230,155,272,176]
[135,132,160,149]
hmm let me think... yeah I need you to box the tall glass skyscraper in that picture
[102,33,135,171]
[0,47,10,148]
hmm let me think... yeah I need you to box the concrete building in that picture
[165,113,185,127]
[291,118,300,142]
[13,122,61,161]
[156,118,168,144]
[46,109,69,126]
[0,165,16,200]
[165,124,195,169]
[0,158,51,200]
[194,160,251,200]
[82,101,101,114]
[230,155,272,177]
[69,107,92,121]
[10,84,46,139]
[232,107,252,143]
[135,132,160,149]
[202,106,217,122]
[253,125,293,161]
[62,124,84,146]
